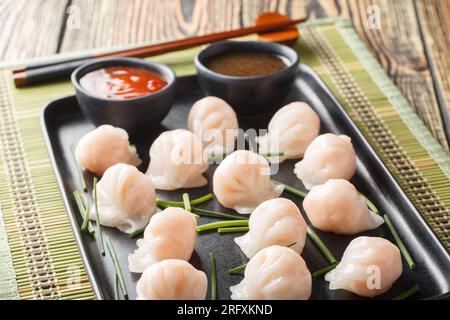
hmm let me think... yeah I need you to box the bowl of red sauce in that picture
[72,57,176,133]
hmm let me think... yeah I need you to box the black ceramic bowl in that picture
[71,57,176,134]
[195,41,299,117]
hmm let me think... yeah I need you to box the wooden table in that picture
[1,0,449,152]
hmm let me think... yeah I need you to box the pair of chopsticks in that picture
[12,16,306,88]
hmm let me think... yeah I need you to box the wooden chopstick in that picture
[13,16,306,87]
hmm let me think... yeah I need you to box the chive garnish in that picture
[114,273,120,300]
[197,220,249,232]
[182,193,192,212]
[393,284,421,300]
[307,226,337,265]
[128,228,145,238]
[384,214,415,270]
[228,263,247,275]
[192,207,248,220]
[209,252,217,300]
[93,177,105,256]
[70,144,87,192]
[272,179,307,199]
[105,237,128,299]
[262,152,285,157]
[364,195,379,214]
[80,195,91,232]
[312,263,338,278]
[73,191,95,235]
[287,241,297,248]
[217,226,250,233]
[156,193,213,208]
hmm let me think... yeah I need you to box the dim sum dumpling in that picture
[213,150,283,214]
[187,96,239,157]
[325,237,402,297]
[303,179,384,235]
[145,129,208,190]
[235,198,307,258]
[75,125,141,175]
[257,102,320,163]
[93,163,156,233]
[136,259,207,300]
[294,133,356,189]
[128,207,197,273]
[230,245,312,300]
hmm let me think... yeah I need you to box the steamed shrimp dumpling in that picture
[257,102,320,163]
[235,198,307,258]
[294,133,356,189]
[230,245,312,300]
[75,125,141,175]
[325,237,402,297]
[187,96,239,157]
[303,179,384,234]
[136,259,207,300]
[93,163,156,233]
[145,129,208,190]
[128,207,197,273]
[213,150,283,214]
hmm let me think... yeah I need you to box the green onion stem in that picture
[192,207,248,220]
[182,193,191,212]
[197,220,249,232]
[73,191,95,235]
[128,228,145,238]
[70,144,87,192]
[157,193,213,208]
[105,237,128,300]
[392,284,421,300]
[209,252,217,300]
[307,226,337,265]
[114,273,120,300]
[218,226,250,234]
[228,263,247,274]
[272,179,307,199]
[384,214,415,270]
[93,177,105,256]
[312,263,338,278]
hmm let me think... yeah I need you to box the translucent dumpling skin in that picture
[75,125,141,175]
[128,207,197,273]
[235,198,307,258]
[187,96,239,157]
[145,129,208,190]
[303,179,384,235]
[93,163,156,233]
[325,237,402,297]
[294,133,356,189]
[213,150,283,214]
[257,102,320,163]
[136,259,207,300]
[230,245,312,300]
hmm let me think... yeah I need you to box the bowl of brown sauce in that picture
[195,41,299,116]
[72,57,176,134]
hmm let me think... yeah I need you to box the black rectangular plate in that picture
[41,64,450,300]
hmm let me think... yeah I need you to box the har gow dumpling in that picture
[187,96,239,157]
[145,129,208,190]
[128,207,197,273]
[93,163,156,233]
[303,179,384,235]
[257,102,320,163]
[294,133,356,189]
[75,125,141,175]
[136,259,207,300]
[213,150,283,214]
[325,236,402,297]
[235,198,307,258]
[230,245,312,300]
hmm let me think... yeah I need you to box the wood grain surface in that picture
[0,0,448,151]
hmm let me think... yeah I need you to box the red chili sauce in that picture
[79,66,167,100]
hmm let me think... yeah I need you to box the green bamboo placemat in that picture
[0,18,449,300]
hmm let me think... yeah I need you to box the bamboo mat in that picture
[0,18,449,300]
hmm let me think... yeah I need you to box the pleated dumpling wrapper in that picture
[303,179,384,235]
[145,129,208,190]
[325,236,402,297]
[230,245,312,300]
[136,259,207,300]
[93,163,156,233]
[257,102,320,163]
[75,124,141,175]
[187,96,239,157]
[128,207,197,273]
[213,150,283,214]
[235,198,307,258]
[294,133,356,190]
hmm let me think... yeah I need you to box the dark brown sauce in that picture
[206,51,287,77]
